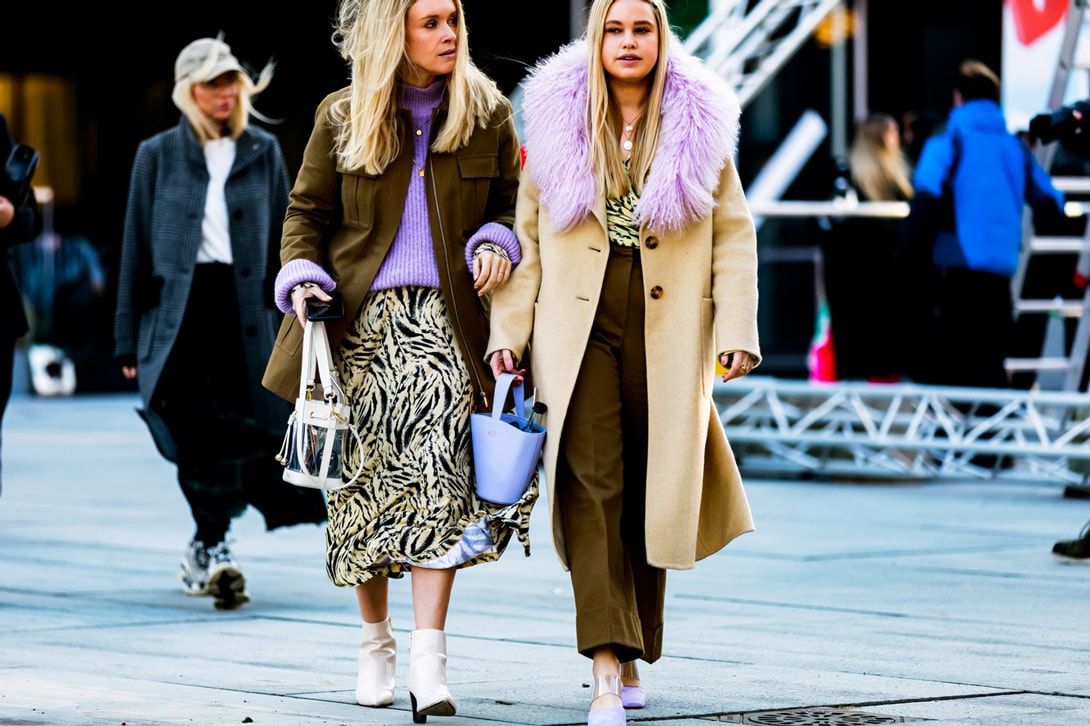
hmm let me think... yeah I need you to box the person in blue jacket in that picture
[901,59,1065,389]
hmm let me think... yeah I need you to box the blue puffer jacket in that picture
[910,99,1064,277]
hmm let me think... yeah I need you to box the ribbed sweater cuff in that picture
[274,259,336,313]
[465,222,521,271]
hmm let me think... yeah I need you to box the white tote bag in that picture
[275,320,363,490]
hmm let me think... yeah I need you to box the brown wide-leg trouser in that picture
[557,242,667,665]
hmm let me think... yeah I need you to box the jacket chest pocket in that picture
[456,153,498,229]
[338,169,378,232]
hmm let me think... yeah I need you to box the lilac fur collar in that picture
[520,39,741,233]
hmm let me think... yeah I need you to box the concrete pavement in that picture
[1,391,1088,726]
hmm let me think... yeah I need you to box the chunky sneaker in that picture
[1052,522,1090,563]
[178,539,211,596]
[206,540,250,609]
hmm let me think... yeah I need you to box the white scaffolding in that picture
[679,2,1090,486]
[684,0,845,109]
[714,377,1090,483]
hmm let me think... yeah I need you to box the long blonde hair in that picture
[848,112,914,201]
[586,0,671,199]
[172,44,275,145]
[330,0,506,175]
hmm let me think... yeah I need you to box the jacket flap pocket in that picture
[457,153,498,179]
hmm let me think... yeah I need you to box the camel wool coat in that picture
[487,41,760,571]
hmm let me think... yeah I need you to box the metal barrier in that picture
[714,377,1090,484]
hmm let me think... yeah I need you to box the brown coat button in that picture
[644,236,659,249]
[650,286,664,299]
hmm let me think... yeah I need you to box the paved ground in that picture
[1,391,1088,726]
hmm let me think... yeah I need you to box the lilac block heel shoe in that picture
[588,674,626,726]
[620,661,645,709]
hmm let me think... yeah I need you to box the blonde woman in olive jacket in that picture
[487,1,760,722]
[263,0,530,720]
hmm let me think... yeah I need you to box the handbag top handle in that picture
[491,372,527,420]
[299,320,344,404]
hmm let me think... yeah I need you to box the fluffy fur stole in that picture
[520,39,741,233]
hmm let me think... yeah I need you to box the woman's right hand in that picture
[489,349,524,383]
[291,284,332,328]
[0,195,14,229]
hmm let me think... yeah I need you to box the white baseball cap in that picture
[174,37,243,83]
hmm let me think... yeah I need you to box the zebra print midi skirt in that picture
[325,286,537,586]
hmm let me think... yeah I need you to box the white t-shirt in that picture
[197,137,236,264]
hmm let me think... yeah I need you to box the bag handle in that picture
[311,320,346,404]
[298,321,317,400]
[299,320,346,405]
[491,372,526,420]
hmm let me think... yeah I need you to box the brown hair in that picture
[955,59,1000,103]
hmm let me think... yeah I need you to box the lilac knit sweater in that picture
[274,81,520,313]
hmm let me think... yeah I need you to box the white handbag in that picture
[276,320,363,490]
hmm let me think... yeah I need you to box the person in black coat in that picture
[0,112,42,496]
[821,112,914,382]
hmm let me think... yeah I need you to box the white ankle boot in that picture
[407,629,456,723]
[355,617,396,707]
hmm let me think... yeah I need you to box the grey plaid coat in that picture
[113,118,290,459]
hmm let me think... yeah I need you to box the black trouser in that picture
[914,266,1014,391]
[156,264,324,544]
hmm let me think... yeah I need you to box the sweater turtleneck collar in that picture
[399,79,446,117]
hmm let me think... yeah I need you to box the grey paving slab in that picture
[1,392,1088,726]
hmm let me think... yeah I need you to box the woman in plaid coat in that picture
[113,36,326,610]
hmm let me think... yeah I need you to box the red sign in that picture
[1009,0,1068,46]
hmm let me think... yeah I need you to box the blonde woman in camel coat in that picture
[486,1,761,723]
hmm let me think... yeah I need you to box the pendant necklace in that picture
[414,126,426,178]
[621,116,639,152]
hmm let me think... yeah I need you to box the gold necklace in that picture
[413,126,426,178]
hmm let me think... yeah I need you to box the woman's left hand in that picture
[473,250,512,296]
[720,351,757,382]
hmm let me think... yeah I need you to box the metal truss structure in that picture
[682,1,1090,485]
[713,378,1090,483]
[683,0,845,108]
